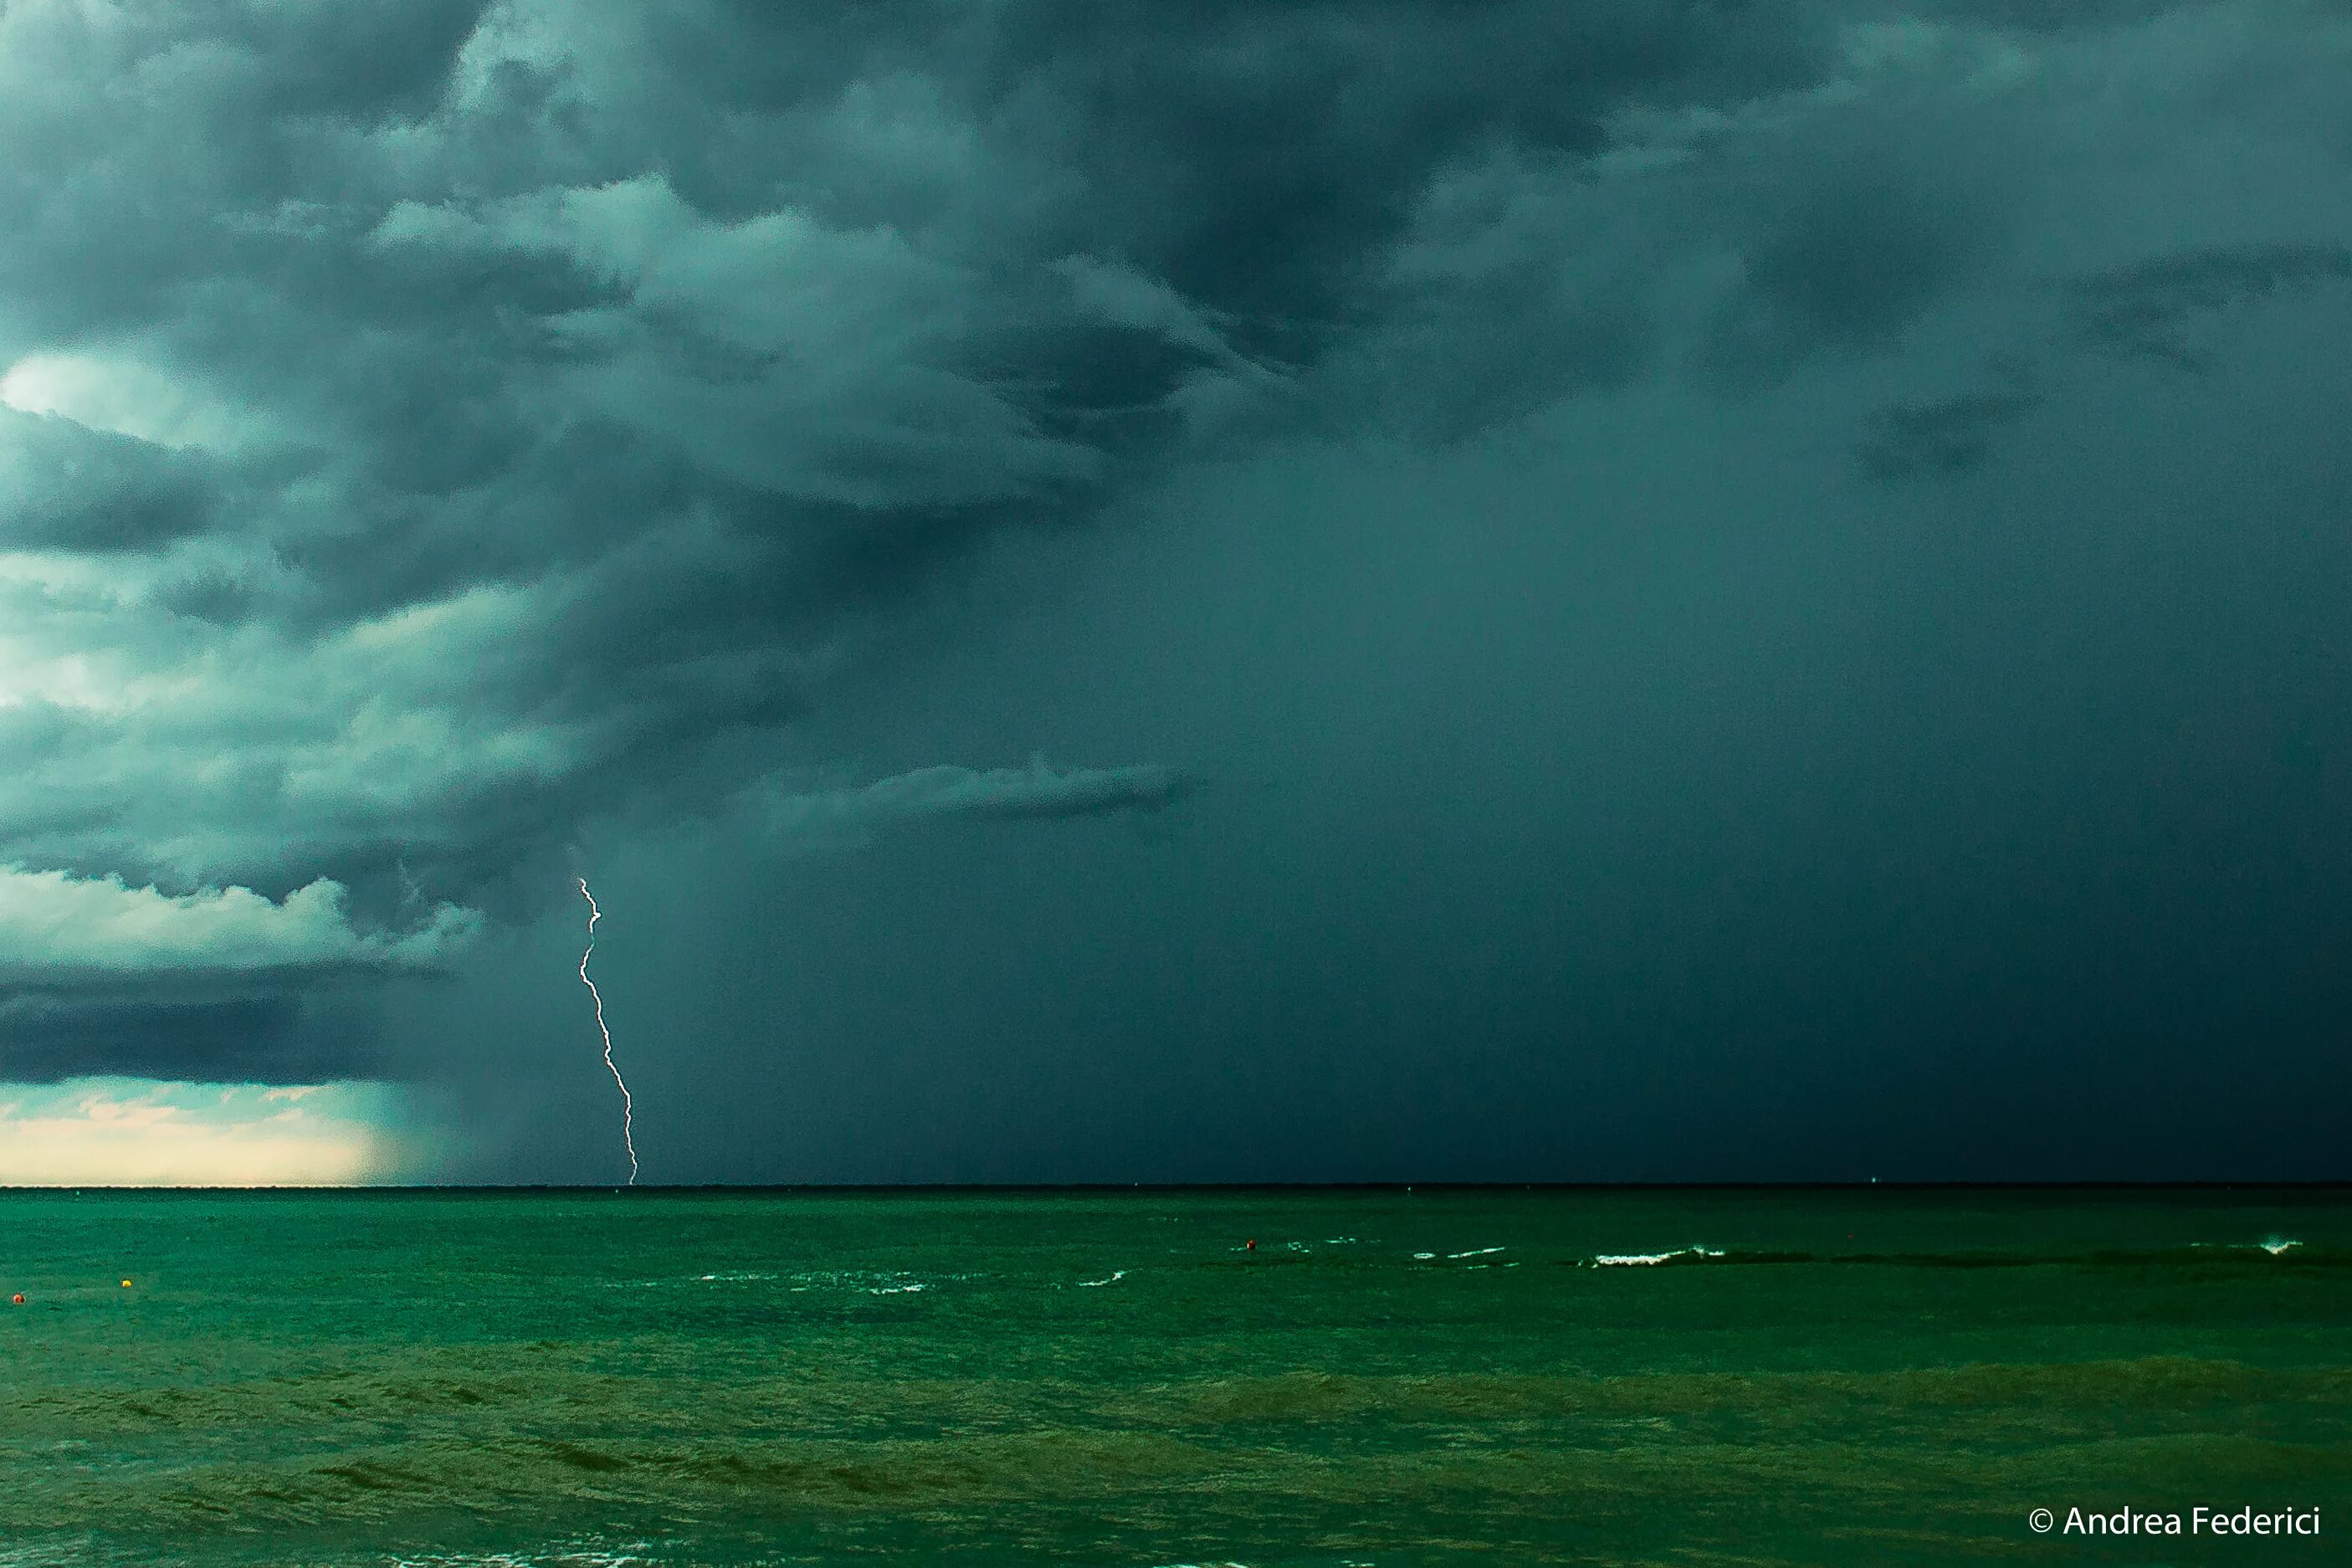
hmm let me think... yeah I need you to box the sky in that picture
[1,0,2349,1184]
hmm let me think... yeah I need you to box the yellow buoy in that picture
[120,1279,131,1289]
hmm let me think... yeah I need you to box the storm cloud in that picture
[0,0,1831,1005]
[2066,242,2352,370]
[1,1,2348,1178]
[761,760,1197,850]
[0,869,475,985]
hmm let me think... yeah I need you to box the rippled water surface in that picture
[3,1188,2347,1565]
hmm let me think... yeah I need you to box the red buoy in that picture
[1245,1238,1256,1252]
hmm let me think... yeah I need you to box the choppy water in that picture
[2,1187,2346,1566]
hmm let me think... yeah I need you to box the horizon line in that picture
[1,1179,2346,1194]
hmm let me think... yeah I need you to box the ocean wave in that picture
[1589,1247,1726,1267]
[1565,1242,2346,1269]
[601,1270,776,1290]
[1076,1269,1129,1287]
[794,1268,966,1294]
[390,1544,654,1568]
[2191,1237,2303,1256]
[607,1266,979,1296]
[1168,1355,2352,1428]
[0,1541,110,1568]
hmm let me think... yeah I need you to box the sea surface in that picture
[1,1187,2346,1566]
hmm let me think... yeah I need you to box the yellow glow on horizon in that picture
[0,1079,397,1187]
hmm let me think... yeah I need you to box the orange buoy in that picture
[9,1293,21,1304]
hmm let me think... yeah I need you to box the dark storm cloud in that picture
[1853,237,2352,480]
[1854,386,2042,481]
[0,0,1828,1045]
[1711,153,2007,376]
[1929,0,2182,29]
[759,759,1197,850]
[0,993,370,1084]
[2066,242,2352,371]
[3,0,2348,1104]
[0,410,227,551]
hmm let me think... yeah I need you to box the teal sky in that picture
[2,2,2349,1182]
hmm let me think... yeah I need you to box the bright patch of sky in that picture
[0,1078,399,1186]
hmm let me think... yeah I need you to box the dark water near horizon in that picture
[1,1187,2346,1566]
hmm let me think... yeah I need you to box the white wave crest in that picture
[1590,1246,1727,1267]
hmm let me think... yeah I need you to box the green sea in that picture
[1,1187,2345,1566]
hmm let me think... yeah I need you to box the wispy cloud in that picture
[2066,242,2352,371]
[758,758,1198,849]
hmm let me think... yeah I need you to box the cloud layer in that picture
[760,759,1196,849]
[0,868,477,985]
[0,0,2346,1151]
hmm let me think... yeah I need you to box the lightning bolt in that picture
[577,877,638,1186]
